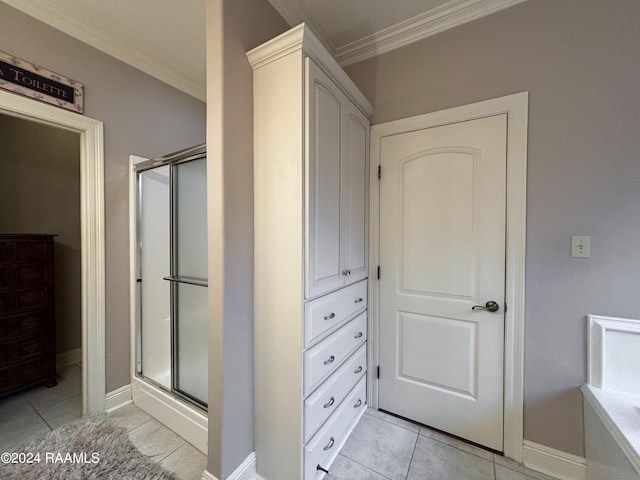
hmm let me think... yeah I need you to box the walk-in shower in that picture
[133,144,208,410]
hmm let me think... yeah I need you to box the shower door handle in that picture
[162,276,208,287]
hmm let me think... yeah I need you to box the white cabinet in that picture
[306,59,369,299]
[249,24,373,480]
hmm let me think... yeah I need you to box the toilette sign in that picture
[0,51,84,113]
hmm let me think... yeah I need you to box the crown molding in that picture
[2,0,205,101]
[247,23,373,118]
[336,0,529,67]
[266,0,337,55]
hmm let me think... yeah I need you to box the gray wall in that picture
[344,0,640,456]
[0,114,81,355]
[206,0,288,476]
[0,3,206,392]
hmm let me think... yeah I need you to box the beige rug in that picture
[0,414,179,479]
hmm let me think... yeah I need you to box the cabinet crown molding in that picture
[247,23,374,118]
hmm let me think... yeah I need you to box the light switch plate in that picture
[571,236,590,258]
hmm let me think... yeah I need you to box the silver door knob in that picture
[472,301,500,312]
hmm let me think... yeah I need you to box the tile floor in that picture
[0,364,206,480]
[0,368,558,480]
[327,409,558,480]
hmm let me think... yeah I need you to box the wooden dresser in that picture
[0,234,58,396]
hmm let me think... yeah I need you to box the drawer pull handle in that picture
[354,366,363,374]
[317,465,329,474]
[354,332,363,339]
[323,313,336,320]
[323,437,335,451]
[355,297,363,303]
[323,396,335,408]
[354,399,362,408]
[324,355,335,365]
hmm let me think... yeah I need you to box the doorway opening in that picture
[0,89,105,418]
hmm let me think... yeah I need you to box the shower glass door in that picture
[136,146,208,409]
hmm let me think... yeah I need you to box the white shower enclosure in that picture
[134,145,208,409]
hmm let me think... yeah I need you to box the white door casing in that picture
[368,92,528,462]
[0,89,105,414]
[379,114,507,451]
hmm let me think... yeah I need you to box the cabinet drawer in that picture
[304,376,366,480]
[304,343,366,441]
[304,280,367,348]
[304,312,366,396]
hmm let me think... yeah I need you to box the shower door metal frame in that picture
[134,144,208,411]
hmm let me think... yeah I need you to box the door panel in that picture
[379,114,507,451]
[306,59,343,298]
[139,166,171,389]
[343,110,369,284]
[173,157,208,405]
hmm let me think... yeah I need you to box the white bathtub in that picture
[583,315,640,480]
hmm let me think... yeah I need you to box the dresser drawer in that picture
[0,288,48,314]
[0,264,47,290]
[304,312,366,396]
[304,343,366,441]
[0,239,46,264]
[304,280,367,348]
[0,357,48,394]
[304,376,366,480]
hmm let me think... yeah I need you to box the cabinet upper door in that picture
[342,105,369,285]
[305,58,344,299]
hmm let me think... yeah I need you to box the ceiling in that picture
[1,0,526,102]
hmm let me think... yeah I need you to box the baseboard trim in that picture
[228,452,257,480]
[201,452,257,480]
[522,440,586,480]
[132,376,208,455]
[56,348,82,369]
[105,384,133,412]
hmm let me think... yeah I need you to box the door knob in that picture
[472,301,500,312]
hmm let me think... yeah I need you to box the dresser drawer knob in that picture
[354,297,363,303]
[354,399,362,408]
[323,437,335,451]
[354,332,363,339]
[323,313,336,320]
[323,396,335,408]
[354,366,363,374]
[323,355,335,365]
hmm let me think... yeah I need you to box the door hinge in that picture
[378,165,381,179]
[377,266,380,279]
[377,366,380,379]
[505,302,508,313]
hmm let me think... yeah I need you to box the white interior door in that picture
[378,114,507,451]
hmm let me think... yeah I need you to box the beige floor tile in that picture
[365,407,421,433]
[407,435,495,480]
[0,394,51,451]
[39,392,82,430]
[341,413,418,480]
[419,426,494,462]
[24,364,82,410]
[159,442,207,480]
[108,403,153,432]
[128,418,185,463]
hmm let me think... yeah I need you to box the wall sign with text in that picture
[0,51,84,113]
